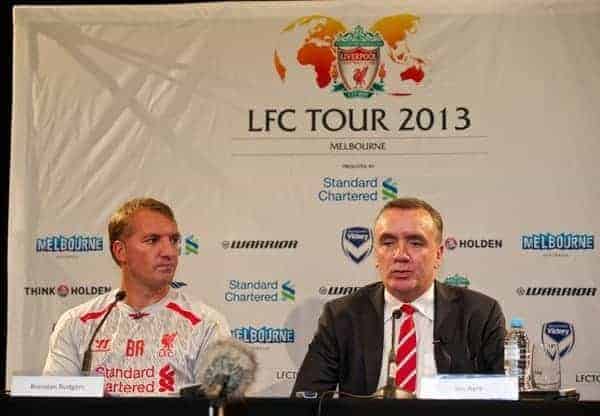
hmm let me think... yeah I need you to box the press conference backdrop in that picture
[8,0,600,399]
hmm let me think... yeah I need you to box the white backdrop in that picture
[9,0,600,399]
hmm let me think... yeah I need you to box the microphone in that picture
[378,308,402,398]
[81,290,126,374]
[375,308,414,399]
[198,338,257,405]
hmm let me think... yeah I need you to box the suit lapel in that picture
[363,283,385,393]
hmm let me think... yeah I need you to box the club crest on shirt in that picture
[159,332,177,357]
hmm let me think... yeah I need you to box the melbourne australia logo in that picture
[521,233,594,251]
[231,326,295,344]
[274,14,426,98]
[341,227,373,264]
[542,321,575,358]
[35,234,103,253]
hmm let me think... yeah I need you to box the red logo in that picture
[56,284,69,297]
[92,338,110,352]
[274,15,427,99]
[158,364,175,392]
[444,237,458,250]
[159,333,177,357]
[125,339,144,357]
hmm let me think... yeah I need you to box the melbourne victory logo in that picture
[341,227,373,264]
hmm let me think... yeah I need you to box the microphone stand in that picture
[208,376,229,416]
[375,309,415,399]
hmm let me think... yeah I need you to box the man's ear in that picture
[112,240,126,265]
[434,243,444,269]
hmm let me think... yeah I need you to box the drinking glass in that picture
[531,342,561,390]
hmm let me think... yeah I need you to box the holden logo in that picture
[57,284,69,297]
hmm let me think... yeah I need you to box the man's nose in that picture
[160,238,179,257]
[392,242,410,260]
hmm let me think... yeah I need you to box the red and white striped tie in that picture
[395,304,417,393]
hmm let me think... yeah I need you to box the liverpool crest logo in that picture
[333,26,385,98]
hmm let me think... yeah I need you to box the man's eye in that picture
[409,239,424,246]
[172,236,181,244]
[146,237,158,244]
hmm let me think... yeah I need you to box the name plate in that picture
[11,376,105,397]
[420,374,518,400]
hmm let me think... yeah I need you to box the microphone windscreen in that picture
[198,338,257,400]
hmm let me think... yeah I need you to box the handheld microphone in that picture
[81,290,126,374]
[198,338,257,405]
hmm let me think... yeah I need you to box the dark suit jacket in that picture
[292,281,506,396]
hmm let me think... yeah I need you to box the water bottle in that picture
[504,317,532,391]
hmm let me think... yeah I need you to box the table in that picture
[2,396,599,416]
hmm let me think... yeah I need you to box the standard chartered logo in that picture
[281,280,295,301]
[381,177,398,200]
[317,177,399,203]
[182,235,199,255]
[225,280,296,303]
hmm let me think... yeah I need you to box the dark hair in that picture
[108,197,176,265]
[375,197,443,243]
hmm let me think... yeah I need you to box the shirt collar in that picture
[118,287,177,315]
[383,282,435,322]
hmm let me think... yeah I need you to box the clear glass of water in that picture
[531,342,561,390]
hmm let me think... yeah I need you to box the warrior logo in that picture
[341,227,373,264]
[92,339,110,352]
[542,321,575,358]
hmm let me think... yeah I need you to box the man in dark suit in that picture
[292,197,506,397]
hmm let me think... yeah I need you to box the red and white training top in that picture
[43,288,230,396]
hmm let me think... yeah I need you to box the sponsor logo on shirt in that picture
[92,339,111,352]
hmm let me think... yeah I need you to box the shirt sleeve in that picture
[42,311,83,376]
[192,308,232,383]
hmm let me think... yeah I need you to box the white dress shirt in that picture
[377,283,437,397]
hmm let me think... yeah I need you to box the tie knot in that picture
[401,304,415,315]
